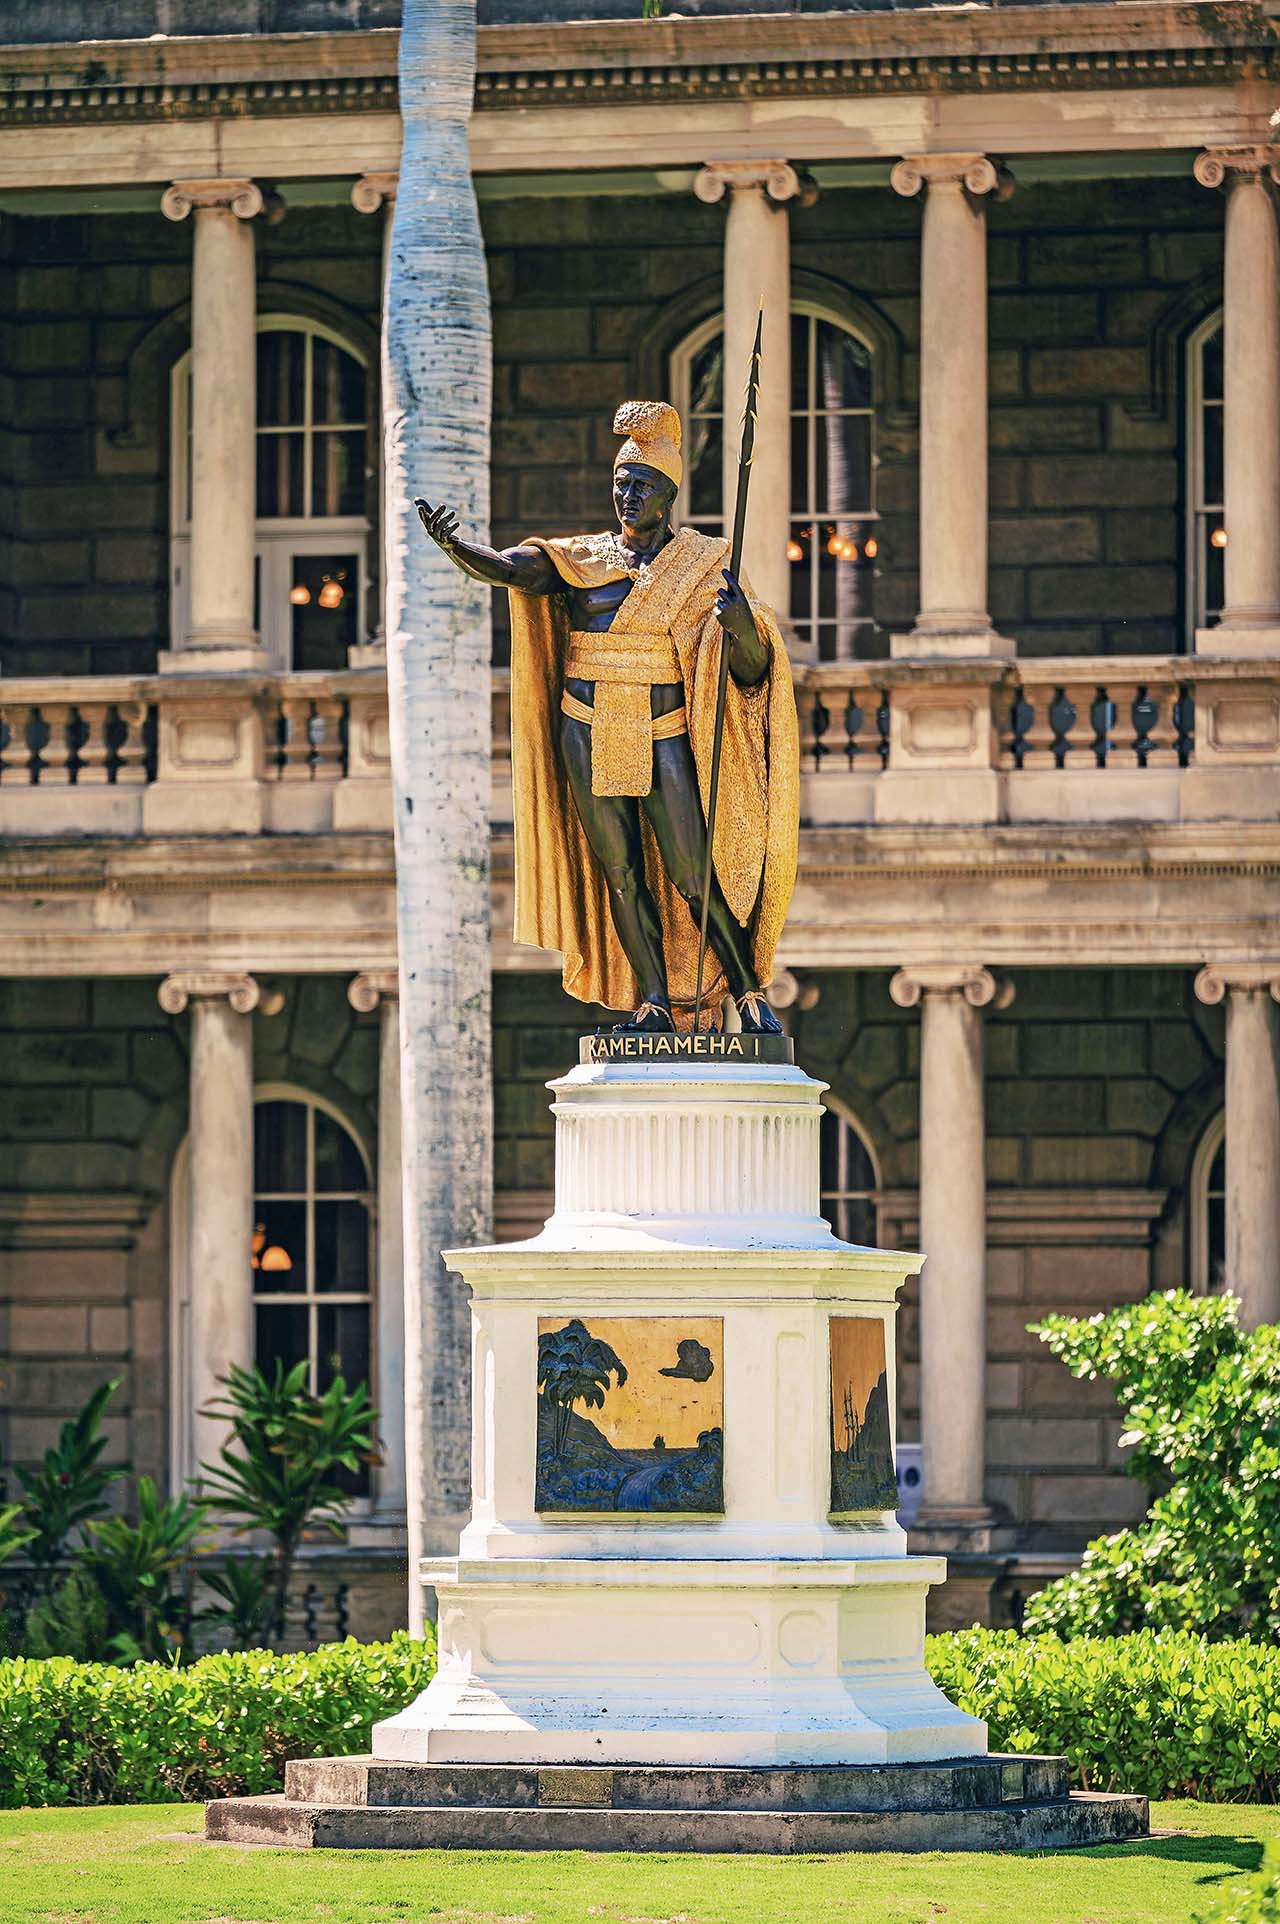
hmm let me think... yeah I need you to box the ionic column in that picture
[159,179,269,673]
[160,972,263,1478]
[694,160,813,618]
[350,172,400,667]
[890,964,1012,1543]
[349,971,407,1525]
[890,156,1014,661]
[1194,149,1280,656]
[1194,965,1280,1325]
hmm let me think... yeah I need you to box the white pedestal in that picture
[374,1050,986,1769]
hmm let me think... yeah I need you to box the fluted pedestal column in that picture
[350,971,407,1527]
[160,971,264,1479]
[159,179,268,673]
[1194,149,1280,657]
[891,966,1011,1551]
[889,156,1013,662]
[1195,965,1280,1326]
[694,160,811,620]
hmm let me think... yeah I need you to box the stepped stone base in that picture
[205,1755,1149,1854]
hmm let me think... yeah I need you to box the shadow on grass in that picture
[1051,1834,1264,1880]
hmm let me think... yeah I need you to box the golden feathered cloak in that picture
[509,527,800,1012]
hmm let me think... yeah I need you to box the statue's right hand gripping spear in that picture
[692,305,764,1035]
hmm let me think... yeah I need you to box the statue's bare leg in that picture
[559,712,671,1020]
[643,730,763,1004]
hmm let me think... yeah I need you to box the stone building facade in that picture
[0,0,1277,1631]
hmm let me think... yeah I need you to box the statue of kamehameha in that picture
[416,344,799,1036]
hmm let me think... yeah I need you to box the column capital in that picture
[693,159,816,207]
[1194,962,1280,1004]
[890,964,1014,1010]
[161,178,270,223]
[890,154,1014,201]
[351,171,399,215]
[159,971,280,1016]
[348,970,400,1012]
[1193,147,1280,191]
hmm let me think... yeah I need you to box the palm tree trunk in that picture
[384,0,494,1636]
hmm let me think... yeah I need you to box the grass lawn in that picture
[0,1801,1276,1924]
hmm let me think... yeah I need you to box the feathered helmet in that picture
[612,400,683,490]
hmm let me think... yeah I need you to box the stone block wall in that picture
[0,974,380,1502]
[0,174,1221,674]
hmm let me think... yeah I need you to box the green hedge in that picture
[0,1631,433,1808]
[929,1628,1280,1803]
[4,1625,1280,1809]
[1195,1849,1280,1924]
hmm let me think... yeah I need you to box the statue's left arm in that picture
[714,569,769,687]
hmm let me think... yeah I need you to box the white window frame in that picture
[1189,1108,1226,1295]
[170,315,372,670]
[819,1095,882,1248]
[670,301,879,653]
[169,1085,378,1514]
[1185,306,1225,646]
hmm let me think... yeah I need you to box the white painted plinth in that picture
[375,1057,986,1767]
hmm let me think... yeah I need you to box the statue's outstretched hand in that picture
[415,498,465,565]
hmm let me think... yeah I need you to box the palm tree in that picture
[538,1321,629,1459]
[384,0,493,1632]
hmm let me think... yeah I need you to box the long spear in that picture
[692,305,763,1033]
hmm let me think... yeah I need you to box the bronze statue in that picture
[417,400,799,1035]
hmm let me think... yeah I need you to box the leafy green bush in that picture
[1022,1290,1280,1640]
[0,1631,434,1808]
[929,1627,1280,1802]
[1195,1848,1280,1924]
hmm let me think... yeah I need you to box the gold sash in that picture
[565,627,682,797]
[561,688,688,742]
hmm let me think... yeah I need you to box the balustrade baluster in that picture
[1174,684,1195,765]
[278,696,314,781]
[1019,683,1057,769]
[876,690,891,768]
[37,705,73,785]
[810,690,830,773]
[843,690,863,769]
[114,701,150,784]
[310,697,345,782]
[75,703,111,784]
[0,706,35,785]
[1143,682,1179,769]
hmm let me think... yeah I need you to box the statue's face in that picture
[613,462,675,547]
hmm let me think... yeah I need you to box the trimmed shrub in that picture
[1194,1848,1280,1924]
[0,1631,433,1808]
[928,1628,1280,1803]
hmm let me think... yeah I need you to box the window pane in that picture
[290,553,359,672]
[314,1199,370,1295]
[256,1302,310,1378]
[1202,328,1223,404]
[253,1200,307,1293]
[687,417,722,519]
[817,322,873,411]
[1205,525,1225,620]
[1202,405,1223,509]
[255,1100,306,1193]
[311,337,366,425]
[1208,1141,1225,1193]
[816,414,872,516]
[1207,1195,1226,1288]
[788,524,814,622]
[689,337,724,416]
[316,1303,371,1393]
[257,431,305,518]
[790,310,810,411]
[258,330,305,427]
[790,415,810,516]
[311,430,366,519]
[315,1111,367,1192]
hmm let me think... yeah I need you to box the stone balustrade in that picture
[0,655,1277,837]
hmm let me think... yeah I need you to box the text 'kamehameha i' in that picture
[580,1031,794,1065]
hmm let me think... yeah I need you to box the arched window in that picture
[670,303,878,658]
[170,317,372,670]
[170,1088,375,1493]
[1186,310,1225,643]
[1189,1109,1226,1294]
[819,1099,881,1246]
